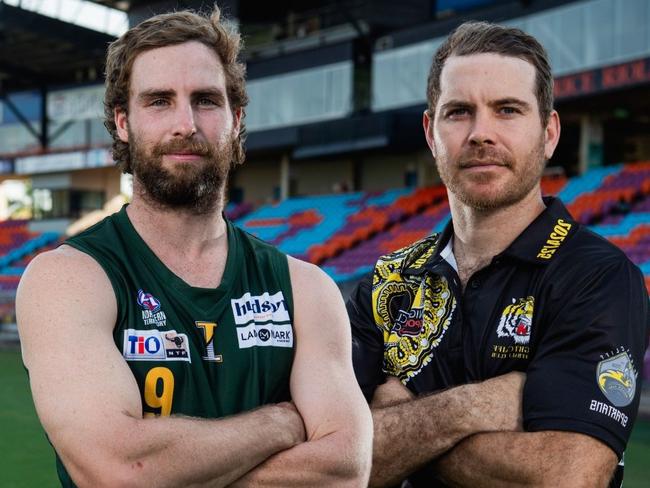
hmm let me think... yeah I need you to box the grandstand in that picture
[231,164,650,286]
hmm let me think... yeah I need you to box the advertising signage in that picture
[554,57,650,100]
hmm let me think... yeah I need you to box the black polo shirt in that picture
[347,197,649,487]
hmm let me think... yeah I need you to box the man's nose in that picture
[172,103,197,138]
[468,110,496,146]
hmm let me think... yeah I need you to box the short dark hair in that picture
[104,7,248,173]
[426,21,553,125]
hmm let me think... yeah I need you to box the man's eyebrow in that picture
[135,87,227,103]
[490,98,532,110]
[439,100,474,111]
[137,89,175,102]
[192,88,226,101]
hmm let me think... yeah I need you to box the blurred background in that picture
[0,0,649,485]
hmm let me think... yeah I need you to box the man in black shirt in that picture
[348,21,649,488]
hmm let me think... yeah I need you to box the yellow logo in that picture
[196,321,222,362]
[537,219,572,259]
[496,296,534,345]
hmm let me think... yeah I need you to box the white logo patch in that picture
[236,323,293,349]
[231,291,290,325]
[123,329,191,362]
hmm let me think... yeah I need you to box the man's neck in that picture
[450,190,546,288]
[125,186,229,288]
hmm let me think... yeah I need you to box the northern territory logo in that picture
[123,329,191,362]
[137,289,167,327]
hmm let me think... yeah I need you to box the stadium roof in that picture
[86,0,149,11]
[0,2,115,93]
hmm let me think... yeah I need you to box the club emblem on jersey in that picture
[137,289,167,327]
[597,352,636,407]
[496,296,534,345]
[138,289,161,312]
[196,321,223,362]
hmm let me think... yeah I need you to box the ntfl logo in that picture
[137,289,161,313]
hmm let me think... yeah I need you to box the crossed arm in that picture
[228,258,373,487]
[433,429,617,488]
[17,248,371,487]
[369,376,617,488]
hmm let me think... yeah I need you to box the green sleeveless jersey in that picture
[56,205,295,487]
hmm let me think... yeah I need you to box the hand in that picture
[467,371,526,433]
[371,376,415,409]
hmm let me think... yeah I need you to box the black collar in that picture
[501,197,578,264]
[403,196,578,274]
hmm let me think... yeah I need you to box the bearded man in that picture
[17,8,372,488]
[348,21,649,488]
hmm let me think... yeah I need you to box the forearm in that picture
[369,373,524,488]
[369,383,473,487]
[434,431,617,488]
[229,425,372,487]
[61,405,302,488]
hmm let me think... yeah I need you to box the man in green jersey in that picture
[17,7,372,487]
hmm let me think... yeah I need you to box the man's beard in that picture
[129,131,234,215]
[436,135,546,211]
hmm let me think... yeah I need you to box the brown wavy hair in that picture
[104,7,248,174]
[427,21,553,125]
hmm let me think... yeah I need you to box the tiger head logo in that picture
[496,296,534,345]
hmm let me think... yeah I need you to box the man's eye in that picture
[150,99,169,107]
[447,108,469,118]
[197,98,218,106]
[500,106,519,115]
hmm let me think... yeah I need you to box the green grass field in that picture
[1,349,649,487]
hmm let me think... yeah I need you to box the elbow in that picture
[66,462,141,488]
[539,471,614,488]
[321,464,370,488]
[55,417,160,488]
[63,451,155,488]
[338,457,372,488]
[328,435,373,488]
[70,461,156,488]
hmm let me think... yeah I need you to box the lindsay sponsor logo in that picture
[231,291,290,325]
[237,323,293,349]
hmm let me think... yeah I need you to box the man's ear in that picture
[115,107,129,142]
[423,110,437,158]
[543,110,561,160]
[232,107,242,137]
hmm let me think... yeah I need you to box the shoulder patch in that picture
[597,351,636,407]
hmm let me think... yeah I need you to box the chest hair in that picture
[457,257,492,292]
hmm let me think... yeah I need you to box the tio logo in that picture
[127,335,161,355]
